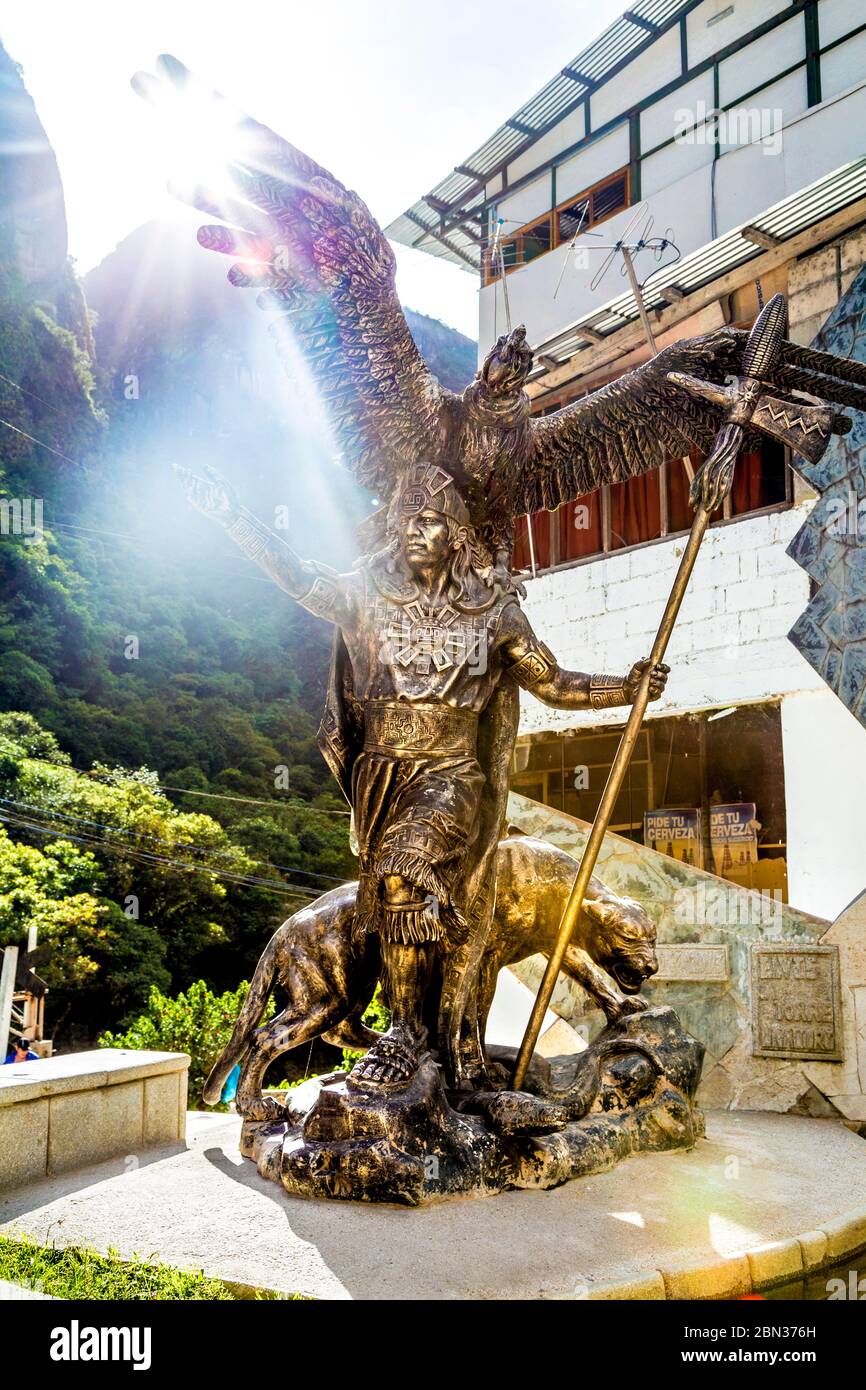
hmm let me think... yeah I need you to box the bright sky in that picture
[1,0,628,338]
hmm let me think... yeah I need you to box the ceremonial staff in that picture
[512,293,844,1089]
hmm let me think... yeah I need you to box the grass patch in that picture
[0,1233,290,1300]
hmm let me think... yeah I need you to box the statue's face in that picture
[400,507,452,572]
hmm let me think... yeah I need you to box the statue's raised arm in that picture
[176,464,358,627]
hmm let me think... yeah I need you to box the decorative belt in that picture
[363,701,478,757]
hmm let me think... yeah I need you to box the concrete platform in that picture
[1,1111,865,1300]
[0,1049,189,1189]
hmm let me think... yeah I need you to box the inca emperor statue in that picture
[179,460,668,1091]
[143,54,866,1201]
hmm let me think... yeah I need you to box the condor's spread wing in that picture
[133,55,451,497]
[519,328,747,515]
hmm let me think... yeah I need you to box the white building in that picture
[388,0,866,919]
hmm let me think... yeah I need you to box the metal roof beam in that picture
[454,164,484,181]
[448,222,485,247]
[561,67,596,89]
[624,10,659,32]
[507,118,537,136]
[404,210,479,270]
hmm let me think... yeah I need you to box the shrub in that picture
[99,979,273,1108]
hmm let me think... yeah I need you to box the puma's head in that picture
[582,895,658,994]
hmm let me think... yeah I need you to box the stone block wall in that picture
[788,223,866,347]
[0,1049,189,1191]
[519,505,823,735]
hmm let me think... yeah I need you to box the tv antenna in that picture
[588,203,681,350]
[554,202,691,480]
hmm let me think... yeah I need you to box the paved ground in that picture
[1,1111,865,1299]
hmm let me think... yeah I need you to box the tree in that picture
[99,979,273,1108]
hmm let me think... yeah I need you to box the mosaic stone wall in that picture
[787,263,866,727]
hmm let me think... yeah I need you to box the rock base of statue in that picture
[240,1006,704,1206]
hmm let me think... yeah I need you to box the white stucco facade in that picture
[519,504,823,735]
[781,688,866,920]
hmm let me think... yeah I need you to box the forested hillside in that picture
[0,41,477,1042]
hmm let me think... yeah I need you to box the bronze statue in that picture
[202,833,658,1118]
[180,462,667,1092]
[140,56,866,1203]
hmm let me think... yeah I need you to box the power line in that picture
[0,367,77,420]
[76,767,350,816]
[0,793,346,886]
[152,780,350,815]
[0,808,322,899]
[0,415,85,468]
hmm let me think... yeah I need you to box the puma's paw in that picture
[606,993,649,1022]
[238,1094,287,1122]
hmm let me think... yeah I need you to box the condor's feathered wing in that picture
[518,319,866,518]
[518,329,749,516]
[133,55,450,498]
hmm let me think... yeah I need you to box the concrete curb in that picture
[584,1211,866,1300]
[0,1278,61,1300]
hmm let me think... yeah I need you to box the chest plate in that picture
[375,597,490,678]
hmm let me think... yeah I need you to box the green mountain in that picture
[0,40,477,1042]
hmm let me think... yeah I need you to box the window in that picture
[557,196,590,243]
[555,169,629,244]
[485,214,552,282]
[513,437,792,576]
[483,167,630,285]
[511,705,789,899]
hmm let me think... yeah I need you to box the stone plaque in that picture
[750,944,843,1060]
[655,943,729,982]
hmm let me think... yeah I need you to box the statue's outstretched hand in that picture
[174,464,239,526]
[625,658,669,703]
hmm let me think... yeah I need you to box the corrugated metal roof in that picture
[527,157,866,374]
[386,0,694,269]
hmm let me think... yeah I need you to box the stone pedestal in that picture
[241,1007,704,1206]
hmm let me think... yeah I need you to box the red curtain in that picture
[557,495,603,561]
[668,450,698,533]
[511,439,785,571]
[513,512,551,571]
[731,449,766,515]
[609,469,661,549]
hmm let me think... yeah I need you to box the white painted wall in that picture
[555,125,630,204]
[506,105,586,187]
[476,7,866,360]
[686,0,793,70]
[717,14,806,106]
[497,173,552,233]
[781,688,866,918]
[589,27,682,130]
[518,503,824,737]
[819,0,864,47]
